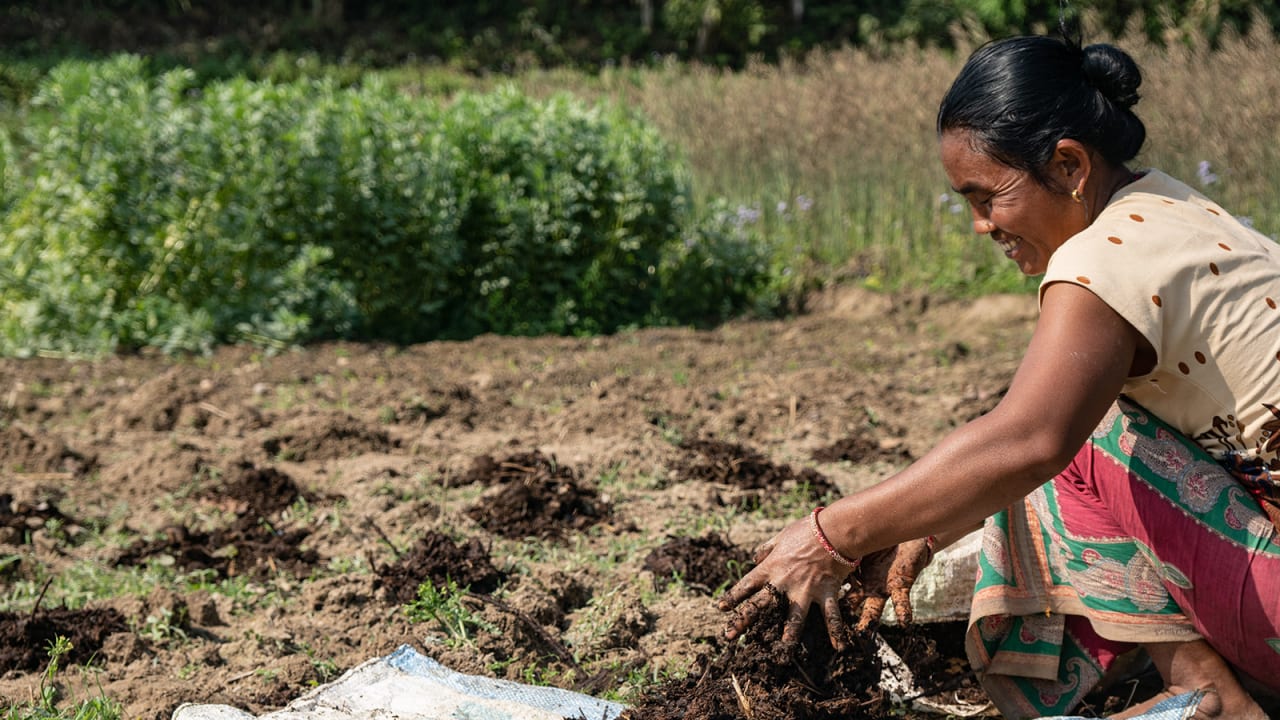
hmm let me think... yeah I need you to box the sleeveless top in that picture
[1040,170,1280,519]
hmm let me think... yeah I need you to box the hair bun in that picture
[1081,43,1142,109]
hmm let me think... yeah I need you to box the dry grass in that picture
[508,22,1280,296]
[1136,23,1280,221]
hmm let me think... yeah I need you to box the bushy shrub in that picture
[654,198,776,328]
[0,57,362,354]
[0,127,14,215]
[440,87,689,337]
[0,56,766,356]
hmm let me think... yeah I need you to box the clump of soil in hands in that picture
[621,600,894,720]
[620,577,984,720]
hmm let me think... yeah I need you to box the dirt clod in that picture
[0,423,95,476]
[202,461,325,517]
[0,608,127,673]
[463,451,612,539]
[377,530,505,603]
[114,462,327,580]
[0,492,80,544]
[811,431,913,464]
[642,533,751,594]
[676,438,838,507]
[262,415,398,461]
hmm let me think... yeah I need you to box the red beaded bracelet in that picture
[809,506,861,569]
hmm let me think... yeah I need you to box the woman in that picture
[718,33,1280,719]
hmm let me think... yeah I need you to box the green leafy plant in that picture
[652,197,778,328]
[439,85,690,338]
[3,636,122,720]
[137,606,189,646]
[403,578,497,647]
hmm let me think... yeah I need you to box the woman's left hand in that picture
[843,537,932,631]
[717,514,858,652]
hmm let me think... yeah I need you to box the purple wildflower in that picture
[1197,160,1218,187]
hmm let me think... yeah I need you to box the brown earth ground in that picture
[1,287,1111,718]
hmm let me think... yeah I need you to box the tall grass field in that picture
[520,24,1280,297]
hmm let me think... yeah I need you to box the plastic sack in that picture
[1044,690,1203,720]
[172,644,626,720]
[881,528,982,625]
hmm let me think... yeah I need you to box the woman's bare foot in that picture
[1109,640,1268,719]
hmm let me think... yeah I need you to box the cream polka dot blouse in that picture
[1042,170,1280,475]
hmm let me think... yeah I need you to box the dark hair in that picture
[937,35,1145,185]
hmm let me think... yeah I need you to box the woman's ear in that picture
[1052,138,1093,195]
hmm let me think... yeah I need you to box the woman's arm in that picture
[721,281,1145,645]
[823,281,1141,550]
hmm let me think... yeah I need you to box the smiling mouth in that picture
[994,236,1019,255]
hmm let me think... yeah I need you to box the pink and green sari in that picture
[967,398,1280,718]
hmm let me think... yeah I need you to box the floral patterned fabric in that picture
[967,397,1280,718]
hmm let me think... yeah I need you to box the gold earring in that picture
[1071,188,1083,204]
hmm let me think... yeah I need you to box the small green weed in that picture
[0,553,20,576]
[648,413,684,446]
[598,658,694,705]
[309,656,340,685]
[519,661,561,687]
[403,578,497,648]
[753,480,830,519]
[137,606,189,646]
[662,505,735,538]
[2,636,122,720]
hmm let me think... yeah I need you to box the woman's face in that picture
[939,129,1084,276]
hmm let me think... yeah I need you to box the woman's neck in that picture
[1087,164,1139,224]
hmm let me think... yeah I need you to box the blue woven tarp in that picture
[1045,690,1203,720]
[172,644,1200,720]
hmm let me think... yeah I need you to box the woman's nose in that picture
[972,215,996,235]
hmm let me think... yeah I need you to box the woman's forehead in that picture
[939,130,1011,192]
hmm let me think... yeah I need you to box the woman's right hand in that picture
[717,514,859,652]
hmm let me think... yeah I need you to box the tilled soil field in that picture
[0,287,1045,718]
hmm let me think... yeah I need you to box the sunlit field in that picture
[2,18,1279,719]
